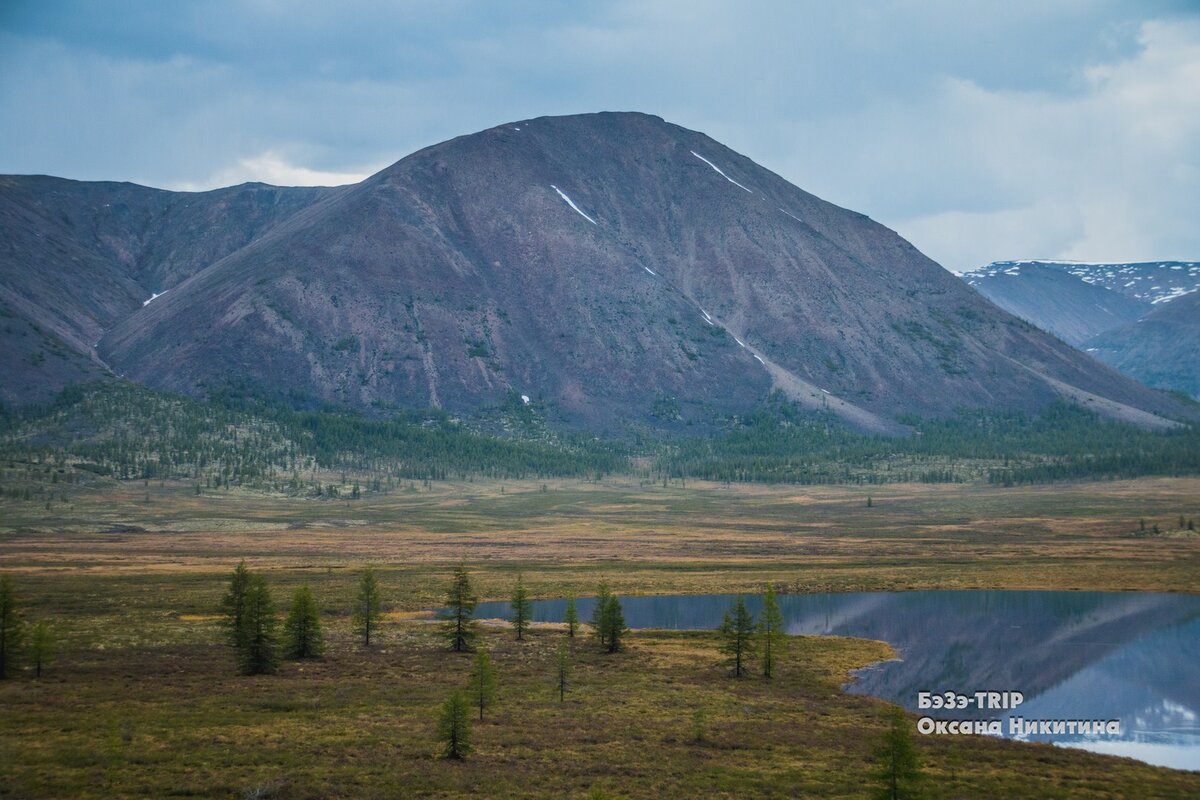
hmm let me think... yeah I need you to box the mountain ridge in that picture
[3,112,1192,430]
[963,259,1200,398]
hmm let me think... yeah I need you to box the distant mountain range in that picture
[963,261,1200,398]
[1,113,1191,431]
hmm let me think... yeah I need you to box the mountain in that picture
[0,176,328,405]
[1084,291,1200,399]
[963,260,1200,397]
[2,113,1191,432]
[960,262,1152,346]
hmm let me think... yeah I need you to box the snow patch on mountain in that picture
[690,151,753,194]
[963,260,1200,305]
[550,185,597,225]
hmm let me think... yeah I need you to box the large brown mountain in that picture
[1,113,1190,430]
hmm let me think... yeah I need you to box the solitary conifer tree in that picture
[30,621,52,678]
[872,707,924,800]
[555,643,571,702]
[469,647,498,721]
[284,586,324,659]
[760,583,785,679]
[444,563,478,652]
[220,560,252,648]
[0,575,22,679]
[601,594,628,654]
[437,690,473,759]
[590,581,613,648]
[237,575,279,675]
[352,566,382,647]
[510,574,532,641]
[564,593,579,638]
[719,595,756,677]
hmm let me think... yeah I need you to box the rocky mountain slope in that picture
[2,113,1191,430]
[961,262,1152,346]
[0,176,327,404]
[1084,291,1200,399]
[963,260,1199,398]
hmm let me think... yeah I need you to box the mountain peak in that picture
[3,118,1191,428]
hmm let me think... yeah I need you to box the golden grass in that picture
[3,622,1198,799]
[1,475,1197,796]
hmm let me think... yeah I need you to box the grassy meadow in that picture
[1,473,1199,797]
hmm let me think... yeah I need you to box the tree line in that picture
[0,381,626,496]
[4,382,1198,496]
[655,399,1200,486]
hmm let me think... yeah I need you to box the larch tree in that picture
[601,594,628,654]
[220,560,252,648]
[760,583,785,679]
[590,581,613,649]
[0,575,22,679]
[555,643,571,702]
[444,563,478,652]
[510,574,532,641]
[29,621,52,678]
[872,707,924,800]
[284,585,324,659]
[564,593,579,638]
[468,647,498,721]
[437,690,473,759]
[719,595,756,678]
[237,574,279,675]
[352,566,382,647]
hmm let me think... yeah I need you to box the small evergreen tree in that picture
[0,575,22,679]
[510,573,532,641]
[352,566,382,647]
[284,586,324,659]
[237,575,279,675]
[469,647,498,720]
[555,642,571,702]
[220,560,252,648]
[719,595,756,677]
[590,582,613,648]
[601,594,628,654]
[872,707,923,800]
[437,690,473,759]
[760,583,785,679]
[564,593,579,638]
[29,620,52,678]
[444,563,478,652]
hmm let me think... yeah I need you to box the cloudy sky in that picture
[2,1,1197,272]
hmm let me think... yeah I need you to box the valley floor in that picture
[1,476,1198,797]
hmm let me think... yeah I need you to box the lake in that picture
[473,590,1200,770]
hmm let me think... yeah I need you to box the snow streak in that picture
[550,185,597,225]
[690,151,753,193]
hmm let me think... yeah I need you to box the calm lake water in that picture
[473,590,1200,771]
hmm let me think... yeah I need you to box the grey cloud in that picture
[1,1,1196,270]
